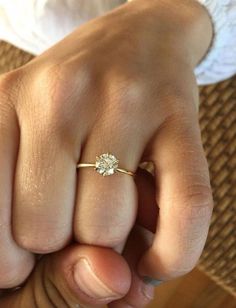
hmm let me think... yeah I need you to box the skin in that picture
[0,0,214,306]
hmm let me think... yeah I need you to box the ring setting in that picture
[77,153,135,177]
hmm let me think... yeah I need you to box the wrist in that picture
[125,0,213,68]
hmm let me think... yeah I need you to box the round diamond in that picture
[95,153,119,176]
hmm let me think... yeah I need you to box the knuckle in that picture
[0,257,33,288]
[102,76,147,125]
[0,69,23,107]
[32,61,95,133]
[34,64,70,126]
[180,184,214,221]
[76,232,122,248]
[0,271,21,289]
[14,231,69,254]
[109,77,145,108]
[0,69,20,89]
[75,224,126,248]
[37,60,95,104]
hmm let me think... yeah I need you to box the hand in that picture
[0,244,131,307]
[0,0,214,306]
[0,218,162,308]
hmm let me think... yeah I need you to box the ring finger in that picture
[74,98,154,249]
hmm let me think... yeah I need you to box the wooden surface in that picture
[148,269,236,308]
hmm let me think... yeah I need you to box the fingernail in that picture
[73,258,121,300]
[142,276,163,286]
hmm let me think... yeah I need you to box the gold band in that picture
[77,153,135,177]
[77,163,135,176]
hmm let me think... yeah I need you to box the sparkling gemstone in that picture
[95,153,119,176]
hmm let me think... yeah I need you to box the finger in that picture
[13,119,77,253]
[109,225,155,308]
[0,80,34,288]
[12,72,86,254]
[74,92,152,248]
[0,244,131,307]
[138,114,213,281]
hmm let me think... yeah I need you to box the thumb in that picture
[0,244,131,307]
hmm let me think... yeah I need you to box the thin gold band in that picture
[77,163,135,176]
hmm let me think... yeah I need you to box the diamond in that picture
[95,153,119,176]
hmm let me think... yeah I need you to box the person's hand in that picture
[0,219,161,308]
[0,0,214,306]
[0,243,131,307]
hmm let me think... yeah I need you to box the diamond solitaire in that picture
[77,153,135,177]
[95,153,119,176]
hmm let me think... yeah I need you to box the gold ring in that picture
[77,153,135,177]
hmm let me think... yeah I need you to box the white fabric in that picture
[0,0,235,85]
[0,0,126,53]
[195,0,236,84]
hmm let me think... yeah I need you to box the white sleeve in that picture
[0,0,125,55]
[194,0,236,85]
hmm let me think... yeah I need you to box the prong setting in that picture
[95,153,119,176]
